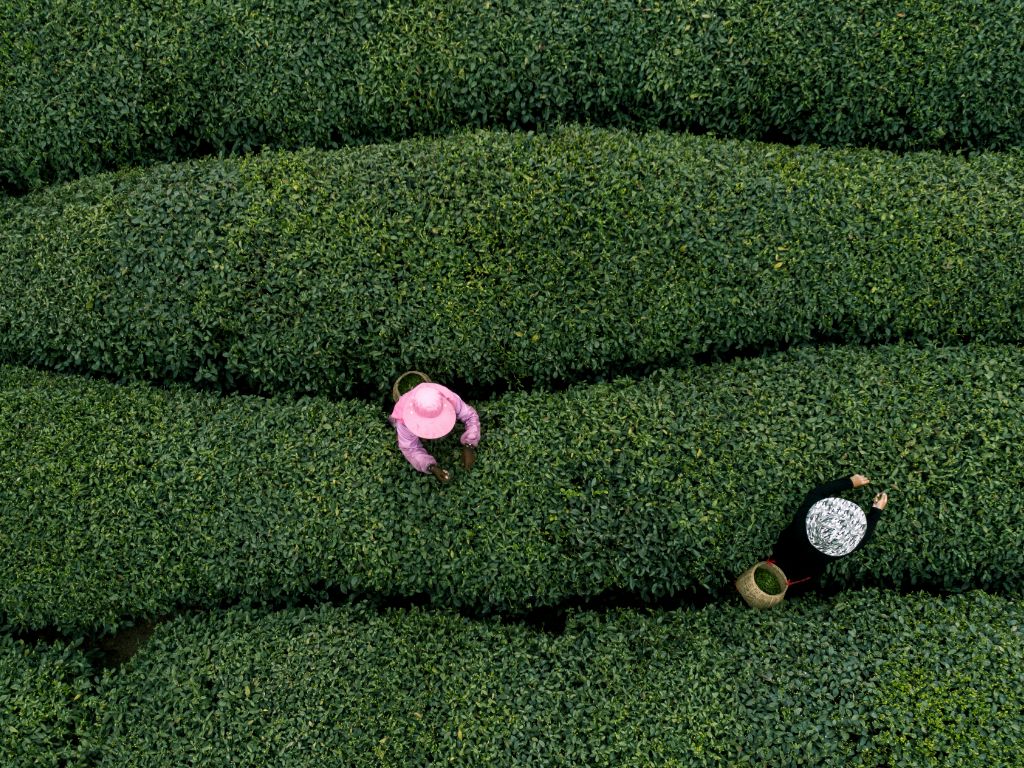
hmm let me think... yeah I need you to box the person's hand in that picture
[851,473,870,488]
[461,444,476,470]
[872,491,888,510]
[428,464,450,483]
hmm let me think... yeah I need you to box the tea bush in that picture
[0,635,92,767]
[2,343,1022,634]
[3,0,1023,190]
[3,127,1023,398]
[640,0,1024,155]
[81,591,1024,766]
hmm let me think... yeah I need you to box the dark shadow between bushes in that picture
[2,565,984,675]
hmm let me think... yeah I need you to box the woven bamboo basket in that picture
[391,370,432,402]
[735,561,788,609]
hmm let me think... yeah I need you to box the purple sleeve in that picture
[393,420,436,473]
[436,386,481,445]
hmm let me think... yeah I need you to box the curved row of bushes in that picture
[2,343,1022,634]
[6,592,1019,764]
[3,0,1024,191]
[2,127,1023,399]
[78,592,1024,766]
[0,634,91,766]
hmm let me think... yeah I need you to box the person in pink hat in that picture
[389,382,481,482]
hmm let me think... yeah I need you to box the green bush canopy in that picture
[0,635,92,767]
[2,343,1021,634]
[2,127,1022,398]
[81,592,1024,766]
[3,0,1024,190]
[5,4,1022,765]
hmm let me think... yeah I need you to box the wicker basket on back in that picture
[735,561,788,609]
[391,371,432,403]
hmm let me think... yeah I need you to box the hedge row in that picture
[3,0,1024,191]
[80,592,1024,766]
[0,635,92,767]
[3,127,1023,399]
[3,343,1022,634]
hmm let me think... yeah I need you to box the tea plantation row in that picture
[4,591,1021,766]
[2,343,1021,634]
[3,0,1024,191]
[0,634,90,765]
[2,127,1023,398]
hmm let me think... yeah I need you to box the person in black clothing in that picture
[768,473,887,593]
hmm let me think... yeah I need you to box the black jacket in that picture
[769,476,882,583]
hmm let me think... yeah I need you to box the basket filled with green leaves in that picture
[391,371,432,402]
[735,561,788,609]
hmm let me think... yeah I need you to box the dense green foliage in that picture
[3,127,1023,398]
[0,635,92,767]
[3,0,1024,191]
[80,591,1024,766]
[5,3,1021,764]
[3,343,1021,634]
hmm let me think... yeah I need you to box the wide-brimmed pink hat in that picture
[397,383,456,439]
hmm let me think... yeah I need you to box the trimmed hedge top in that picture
[3,0,1024,191]
[0,635,92,767]
[2,127,1023,398]
[83,591,1024,766]
[2,343,1022,633]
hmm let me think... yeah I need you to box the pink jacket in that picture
[389,385,481,473]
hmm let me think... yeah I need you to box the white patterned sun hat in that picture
[805,497,867,557]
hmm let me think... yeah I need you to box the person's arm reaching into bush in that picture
[800,473,867,512]
[853,491,888,553]
[433,385,480,471]
[394,421,441,476]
